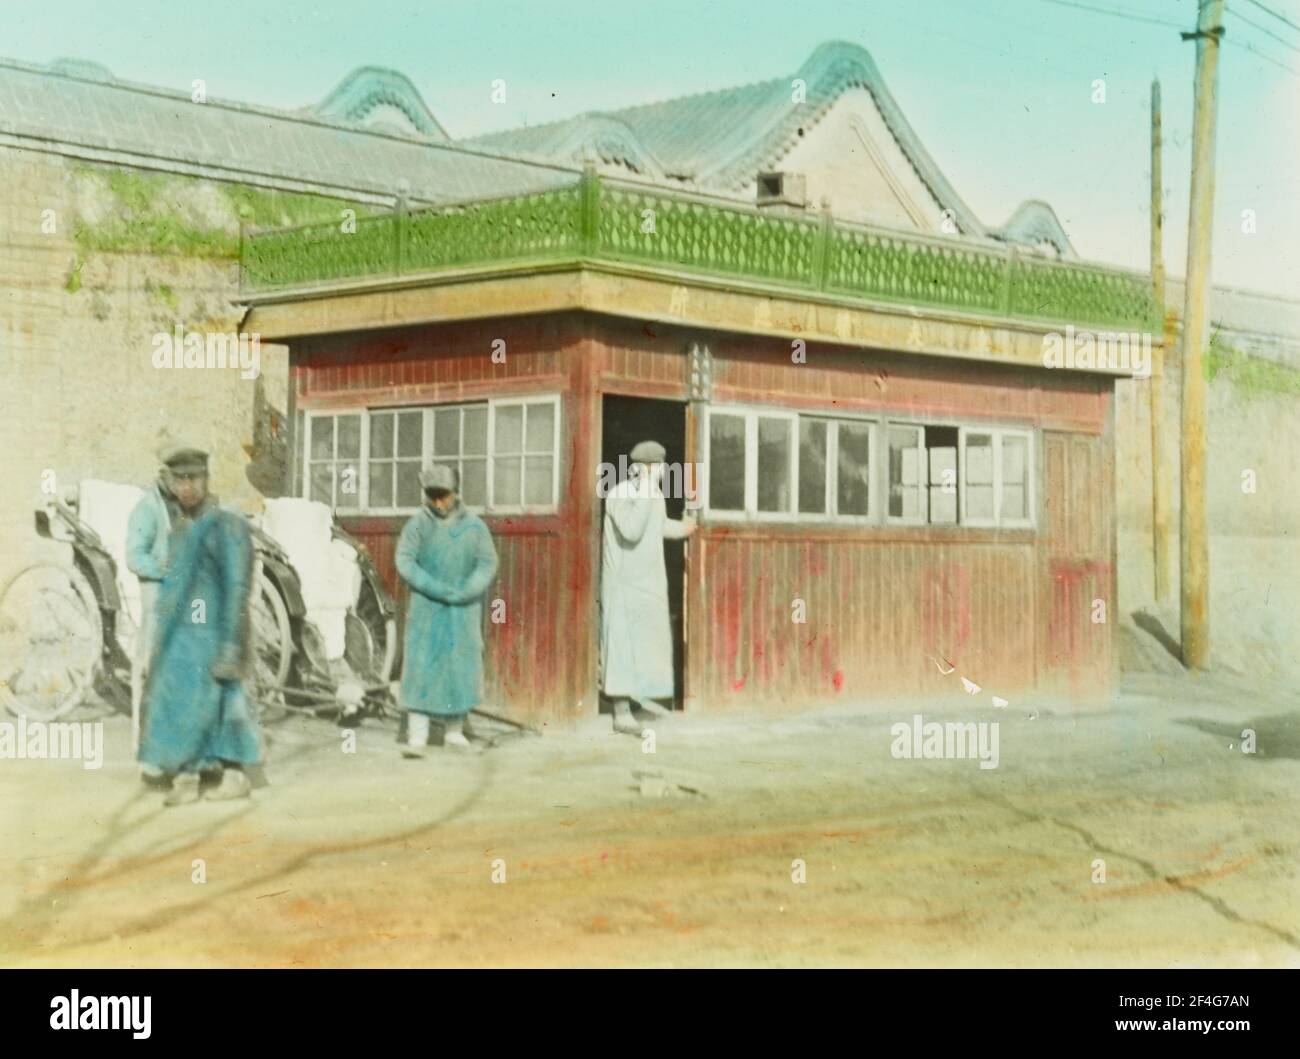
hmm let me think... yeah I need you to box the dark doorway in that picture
[600,395,688,709]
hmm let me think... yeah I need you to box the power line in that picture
[1030,0,1300,79]
[1036,0,1184,29]
[1228,32,1300,75]
[1229,5,1300,55]
[1238,0,1300,37]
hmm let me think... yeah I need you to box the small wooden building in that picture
[244,172,1155,723]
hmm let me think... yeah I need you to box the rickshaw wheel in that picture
[248,568,292,718]
[0,562,103,721]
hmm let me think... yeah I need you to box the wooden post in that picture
[394,179,409,277]
[1149,79,1172,604]
[580,163,600,256]
[1178,0,1225,669]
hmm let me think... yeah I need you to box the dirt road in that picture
[1,670,1297,967]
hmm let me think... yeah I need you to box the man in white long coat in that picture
[600,439,696,734]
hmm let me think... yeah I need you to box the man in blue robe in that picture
[395,465,498,757]
[137,447,262,805]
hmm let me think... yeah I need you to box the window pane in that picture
[398,411,423,458]
[433,408,460,457]
[1002,435,1027,482]
[888,426,923,519]
[836,422,871,517]
[798,419,828,514]
[966,484,995,520]
[495,405,523,454]
[310,417,334,461]
[369,461,393,508]
[309,464,333,504]
[925,427,958,525]
[337,414,361,460]
[396,461,422,508]
[526,402,555,453]
[370,412,394,458]
[336,464,360,509]
[494,456,521,506]
[708,414,745,511]
[463,406,488,456]
[1002,435,1028,520]
[928,448,957,524]
[966,434,994,485]
[964,433,994,522]
[757,417,792,513]
[461,458,488,507]
[524,455,553,505]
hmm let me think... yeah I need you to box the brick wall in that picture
[0,146,290,576]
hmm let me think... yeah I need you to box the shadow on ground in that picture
[1177,712,1300,761]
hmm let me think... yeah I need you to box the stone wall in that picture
[1114,337,1300,678]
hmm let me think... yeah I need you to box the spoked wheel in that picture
[0,562,104,721]
[247,567,292,720]
[346,577,399,685]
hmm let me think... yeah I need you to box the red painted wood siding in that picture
[287,312,1116,720]
[294,315,599,721]
[689,530,1038,707]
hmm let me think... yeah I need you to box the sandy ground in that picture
[1,669,1297,968]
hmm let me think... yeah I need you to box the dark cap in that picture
[159,444,209,475]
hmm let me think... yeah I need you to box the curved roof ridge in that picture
[993,199,1078,258]
[700,41,989,237]
[0,55,463,148]
[550,113,667,177]
[313,65,448,140]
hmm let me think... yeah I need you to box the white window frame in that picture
[957,426,997,529]
[704,405,878,523]
[428,403,491,512]
[703,408,748,516]
[997,428,1036,528]
[800,416,876,524]
[884,421,928,526]
[960,426,1035,529]
[749,409,798,522]
[363,407,427,515]
[696,404,1037,531]
[487,394,562,515]
[301,394,562,516]
[303,410,365,511]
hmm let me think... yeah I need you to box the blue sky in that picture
[6,0,1298,296]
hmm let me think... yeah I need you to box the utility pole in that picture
[1178,0,1224,669]
[1149,78,1172,605]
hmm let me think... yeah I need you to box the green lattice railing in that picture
[241,173,1158,332]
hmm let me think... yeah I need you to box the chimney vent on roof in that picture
[756,171,807,209]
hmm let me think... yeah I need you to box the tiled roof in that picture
[468,41,991,236]
[0,57,577,205]
[311,66,449,140]
[991,201,1078,259]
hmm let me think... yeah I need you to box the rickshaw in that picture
[0,487,400,726]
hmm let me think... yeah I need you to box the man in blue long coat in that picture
[137,447,262,805]
[395,465,498,756]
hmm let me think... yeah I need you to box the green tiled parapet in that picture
[242,172,1158,334]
